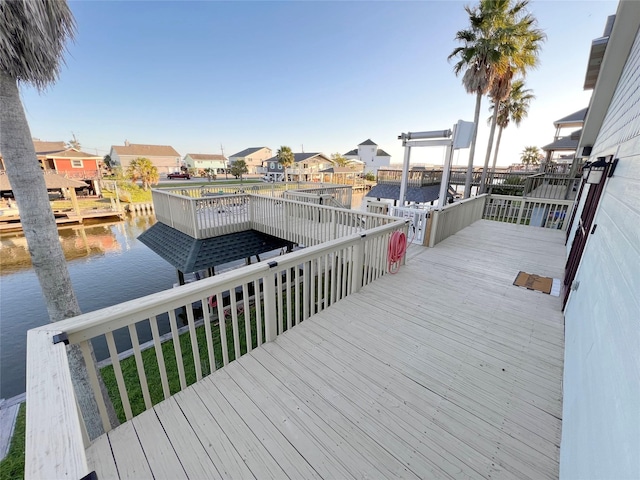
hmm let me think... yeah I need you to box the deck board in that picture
[87,220,565,479]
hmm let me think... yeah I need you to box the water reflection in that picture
[0,214,175,398]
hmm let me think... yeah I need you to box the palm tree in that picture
[0,0,117,437]
[449,4,499,198]
[487,80,534,183]
[331,153,354,168]
[479,0,545,192]
[520,146,541,170]
[126,157,159,190]
[277,146,295,184]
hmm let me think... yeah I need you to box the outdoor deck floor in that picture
[87,220,566,479]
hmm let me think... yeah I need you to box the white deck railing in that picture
[428,195,488,247]
[25,215,407,479]
[153,191,389,241]
[483,194,574,231]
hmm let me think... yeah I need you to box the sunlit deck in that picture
[87,220,565,479]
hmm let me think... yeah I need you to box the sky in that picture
[19,0,618,168]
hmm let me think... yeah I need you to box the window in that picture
[71,159,83,168]
[270,162,276,169]
[278,164,282,170]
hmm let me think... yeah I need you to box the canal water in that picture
[0,192,367,399]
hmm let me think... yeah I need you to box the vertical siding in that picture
[561,25,640,480]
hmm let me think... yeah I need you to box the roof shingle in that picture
[111,144,180,157]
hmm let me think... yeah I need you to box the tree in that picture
[487,80,534,183]
[479,0,545,192]
[103,153,112,169]
[0,0,117,438]
[276,146,295,184]
[449,0,543,198]
[229,159,248,181]
[126,157,159,190]
[520,146,541,169]
[204,167,216,182]
[67,132,80,149]
[449,3,500,198]
[330,153,354,168]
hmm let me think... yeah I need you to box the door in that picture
[563,162,611,308]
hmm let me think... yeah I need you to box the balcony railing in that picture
[25,207,407,478]
[152,188,365,241]
[377,169,443,186]
[483,194,574,230]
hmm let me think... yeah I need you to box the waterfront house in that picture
[261,152,332,182]
[344,139,391,175]
[0,140,103,195]
[24,3,639,479]
[228,147,272,174]
[183,153,227,174]
[109,141,181,174]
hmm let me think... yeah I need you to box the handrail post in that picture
[428,210,440,247]
[190,198,199,238]
[263,273,278,342]
[516,199,526,225]
[351,239,365,293]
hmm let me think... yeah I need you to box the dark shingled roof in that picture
[366,184,453,203]
[230,147,267,158]
[138,224,292,273]
[376,149,391,156]
[343,149,358,156]
[553,108,588,127]
[542,129,583,151]
[358,139,377,146]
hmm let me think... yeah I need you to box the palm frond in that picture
[0,0,75,90]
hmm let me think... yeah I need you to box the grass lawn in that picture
[0,404,25,480]
[100,304,269,422]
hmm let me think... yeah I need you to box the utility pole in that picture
[221,143,227,179]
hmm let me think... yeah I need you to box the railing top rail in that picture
[35,218,407,342]
[488,194,575,205]
[432,194,488,212]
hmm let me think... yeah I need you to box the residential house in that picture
[183,153,228,174]
[0,140,103,194]
[228,147,272,174]
[110,141,181,174]
[344,139,391,175]
[261,153,332,182]
[541,107,588,169]
[561,4,640,479]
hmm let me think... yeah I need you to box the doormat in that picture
[513,271,553,294]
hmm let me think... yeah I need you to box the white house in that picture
[228,147,272,174]
[561,4,640,479]
[110,141,181,174]
[344,139,391,175]
[261,153,332,182]
[183,153,227,173]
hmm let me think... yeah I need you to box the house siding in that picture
[561,22,640,480]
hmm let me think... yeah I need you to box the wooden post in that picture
[69,187,81,219]
[263,273,277,342]
[351,239,364,294]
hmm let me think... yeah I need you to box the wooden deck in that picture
[87,220,565,479]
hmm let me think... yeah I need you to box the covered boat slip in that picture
[87,220,565,479]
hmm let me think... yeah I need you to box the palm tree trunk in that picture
[480,105,499,193]
[464,90,483,198]
[488,126,504,188]
[0,72,118,439]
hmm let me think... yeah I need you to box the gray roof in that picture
[376,149,391,157]
[554,108,588,127]
[343,149,358,156]
[358,139,377,146]
[138,224,293,273]
[366,184,453,203]
[542,129,583,151]
[0,171,88,191]
[230,147,267,158]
